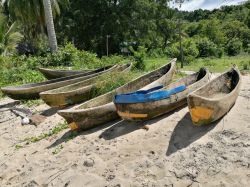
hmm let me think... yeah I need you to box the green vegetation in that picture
[21,99,44,107]
[24,122,68,143]
[0,14,23,56]
[145,55,250,73]
[52,145,64,155]
[15,144,23,150]
[0,44,136,98]
[91,71,142,98]
[0,1,250,99]
[182,55,250,73]
[2,1,250,57]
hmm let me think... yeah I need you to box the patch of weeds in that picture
[15,144,23,150]
[52,145,64,155]
[204,59,216,66]
[24,122,69,143]
[0,91,4,99]
[172,71,187,82]
[239,60,250,70]
[90,71,141,98]
[21,99,44,107]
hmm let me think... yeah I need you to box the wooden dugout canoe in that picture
[1,65,117,100]
[39,63,132,107]
[58,59,177,131]
[114,68,210,121]
[187,67,241,126]
[38,67,95,80]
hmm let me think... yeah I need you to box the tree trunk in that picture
[43,0,58,52]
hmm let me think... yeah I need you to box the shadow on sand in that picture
[47,119,121,149]
[40,107,61,117]
[100,106,186,140]
[166,112,218,156]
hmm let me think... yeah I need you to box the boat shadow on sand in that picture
[40,107,60,117]
[46,119,121,149]
[100,107,218,156]
[47,107,219,153]
[166,112,218,156]
[100,106,186,140]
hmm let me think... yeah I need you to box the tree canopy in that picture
[0,0,249,58]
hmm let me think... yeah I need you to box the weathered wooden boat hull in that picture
[40,63,132,107]
[187,67,241,126]
[115,68,210,121]
[38,67,95,80]
[1,65,116,100]
[58,59,177,131]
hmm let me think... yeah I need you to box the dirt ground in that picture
[0,75,249,187]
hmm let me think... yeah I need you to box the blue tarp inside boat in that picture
[114,85,186,104]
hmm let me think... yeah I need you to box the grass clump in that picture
[52,145,64,155]
[21,99,44,107]
[90,71,142,98]
[144,55,250,73]
[15,144,23,150]
[172,71,187,82]
[180,55,250,73]
[24,122,68,143]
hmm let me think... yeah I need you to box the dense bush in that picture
[195,37,223,58]
[247,44,250,54]
[129,46,147,70]
[226,38,242,56]
[167,39,199,64]
[147,48,165,58]
[0,43,135,93]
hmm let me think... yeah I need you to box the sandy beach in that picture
[0,75,249,187]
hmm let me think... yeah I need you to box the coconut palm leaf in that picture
[0,12,23,56]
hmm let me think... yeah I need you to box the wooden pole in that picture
[106,35,110,56]
[178,19,184,68]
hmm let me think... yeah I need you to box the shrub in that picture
[101,55,135,68]
[247,44,250,54]
[147,48,165,58]
[72,50,101,69]
[91,71,140,98]
[240,60,250,70]
[0,42,137,97]
[129,46,147,70]
[167,39,199,64]
[204,59,216,66]
[195,37,223,58]
[226,38,242,56]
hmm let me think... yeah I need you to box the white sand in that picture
[0,75,249,187]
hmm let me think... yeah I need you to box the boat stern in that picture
[188,95,214,126]
[189,106,214,126]
[40,93,68,108]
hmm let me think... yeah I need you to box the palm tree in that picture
[3,0,66,52]
[0,14,23,56]
[43,0,57,52]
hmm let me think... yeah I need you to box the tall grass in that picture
[90,71,142,98]
[145,55,250,73]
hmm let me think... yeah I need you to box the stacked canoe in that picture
[1,64,122,100]
[113,66,241,126]
[38,67,96,80]
[40,63,132,107]
[114,68,210,121]
[58,59,177,130]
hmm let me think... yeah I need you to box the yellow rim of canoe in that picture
[117,111,148,118]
